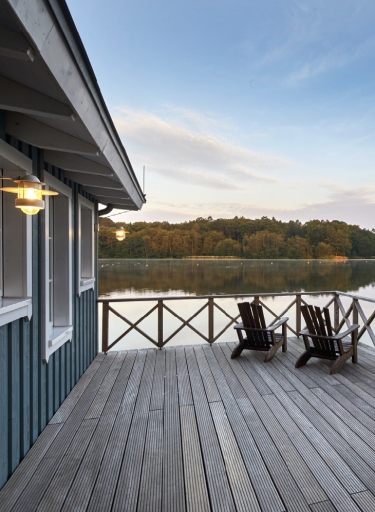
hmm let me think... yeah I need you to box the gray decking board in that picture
[202,345,286,512]
[150,348,165,411]
[111,349,157,512]
[309,501,337,512]
[288,390,375,496]
[352,490,375,512]
[163,347,186,512]
[176,346,193,406]
[185,345,236,512]
[180,405,211,512]
[36,419,99,512]
[86,349,145,512]
[5,340,375,511]
[137,409,164,512]
[217,343,327,508]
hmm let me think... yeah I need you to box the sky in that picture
[66,0,375,229]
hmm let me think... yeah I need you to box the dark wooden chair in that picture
[295,304,359,375]
[231,302,288,361]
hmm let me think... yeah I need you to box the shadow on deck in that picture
[2,338,375,511]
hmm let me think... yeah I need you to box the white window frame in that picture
[0,168,32,327]
[77,194,95,295]
[41,172,73,362]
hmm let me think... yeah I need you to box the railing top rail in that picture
[335,291,375,305]
[98,290,341,303]
[97,291,375,304]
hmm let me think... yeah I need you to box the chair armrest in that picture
[267,317,289,331]
[234,318,289,333]
[333,324,359,340]
[299,325,359,341]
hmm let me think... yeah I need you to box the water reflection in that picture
[99,259,375,297]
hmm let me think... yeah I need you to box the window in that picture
[77,194,95,295]
[0,170,32,327]
[42,173,72,362]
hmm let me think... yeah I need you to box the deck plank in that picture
[202,345,287,512]
[163,347,186,512]
[86,350,145,511]
[137,409,164,512]
[111,349,157,512]
[185,345,236,512]
[4,340,375,511]
[176,346,193,406]
[218,343,326,508]
[180,405,211,512]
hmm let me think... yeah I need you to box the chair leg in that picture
[330,351,353,375]
[231,342,245,359]
[295,350,313,368]
[264,340,283,362]
[282,324,287,352]
[352,330,358,364]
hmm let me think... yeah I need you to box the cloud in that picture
[285,36,375,86]
[121,184,375,231]
[113,107,291,190]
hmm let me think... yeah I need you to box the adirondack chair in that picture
[295,304,359,375]
[231,301,288,361]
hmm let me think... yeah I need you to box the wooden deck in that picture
[3,339,375,511]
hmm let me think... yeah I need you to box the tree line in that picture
[99,216,375,259]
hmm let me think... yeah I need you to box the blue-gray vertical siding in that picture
[0,119,98,489]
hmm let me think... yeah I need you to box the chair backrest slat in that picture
[251,303,269,346]
[237,302,270,348]
[301,304,336,356]
[323,307,333,337]
[314,307,327,337]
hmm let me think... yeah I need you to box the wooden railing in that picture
[98,291,375,352]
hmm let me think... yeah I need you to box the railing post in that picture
[334,293,340,333]
[102,301,109,353]
[158,300,163,349]
[353,298,358,325]
[296,294,301,337]
[253,295,260,305]
[208,298,214,344]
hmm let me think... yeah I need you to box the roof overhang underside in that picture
[0,0,145,211]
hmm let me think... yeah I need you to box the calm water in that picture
[98,259,375,349]
[99,259,375,298]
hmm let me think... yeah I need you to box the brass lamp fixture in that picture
[0,175,58,215]
[115,227,129,241]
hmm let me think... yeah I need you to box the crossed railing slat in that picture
[98,291,375,352]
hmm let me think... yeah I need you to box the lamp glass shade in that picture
[15,179,44,215]
[116,228,126,241]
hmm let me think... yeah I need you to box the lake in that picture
[98,259,375,349]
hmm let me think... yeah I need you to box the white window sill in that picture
[0,298,32,327]
[50,326,73,347]
[43,325,73,363]
[78,277,95,295]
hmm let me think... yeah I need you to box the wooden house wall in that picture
[0,113,98,489]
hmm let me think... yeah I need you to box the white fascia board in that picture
[6,0,144,209]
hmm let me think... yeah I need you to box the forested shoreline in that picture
[99,216,375,259]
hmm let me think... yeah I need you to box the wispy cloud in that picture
[122,184,375,230]
[113,107,291,190]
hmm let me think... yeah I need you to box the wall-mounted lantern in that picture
[115,227,129,241]
[0,175,58,215]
